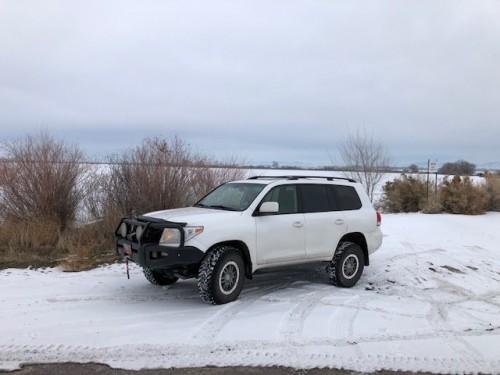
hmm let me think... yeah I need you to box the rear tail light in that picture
[376,211,382,226]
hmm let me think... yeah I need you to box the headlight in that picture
[118,222,127,237]
[159,226,204,247]
[159,228,182,247]
[135,225,143,240]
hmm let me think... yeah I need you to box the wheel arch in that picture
[338,232,369,266]
[208,240,253,279]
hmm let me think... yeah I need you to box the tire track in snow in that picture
[368,247,500,365]
[383,244,447,263]
[2,331,500,374]
[278,285,334,344]
[1,285,201,316]
[190,280,295,343]
[45,291,200,304]
[2,326,498,355]
[330,294,365,358]
[384,248,500,363]
[190,266,332,343]
[366,245,446,291]
[421,283,488,362]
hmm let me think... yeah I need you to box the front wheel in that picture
[198,245,245,305]
[327,241,364,288]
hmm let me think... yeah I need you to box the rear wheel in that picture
[198,245,245,305]
[143,267,179,285]
[327,241,364,287]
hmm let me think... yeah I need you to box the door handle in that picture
[292,222,304,228]
[335,219,345,225]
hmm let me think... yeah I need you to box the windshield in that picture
[194,183,266,211]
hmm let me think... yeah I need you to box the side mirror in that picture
[259,201,279,214]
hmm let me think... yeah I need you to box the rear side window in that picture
[300,185,330,213]
[331,185,362,210]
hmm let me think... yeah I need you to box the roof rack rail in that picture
[248,175,357,183]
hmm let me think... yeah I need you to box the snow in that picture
[1,212,500,374]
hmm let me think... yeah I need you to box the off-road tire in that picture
[143,267,179,286]
[327,241,364,288]
[198,245,245,305]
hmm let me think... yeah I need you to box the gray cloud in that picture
[1,0,499,166]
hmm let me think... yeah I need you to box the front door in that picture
[255,185,306,265]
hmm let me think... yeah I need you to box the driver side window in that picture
[261,185,298,214]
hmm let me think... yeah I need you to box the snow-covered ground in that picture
[1,212,499,374]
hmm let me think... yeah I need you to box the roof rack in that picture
[248,175,357,183]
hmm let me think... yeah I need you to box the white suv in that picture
[116,176,383,304]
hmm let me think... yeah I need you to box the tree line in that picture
[0,129,488,270]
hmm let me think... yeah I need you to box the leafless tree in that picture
[189,155,246,201]
[91,136,246,221]
[99,136,192,217]
[0,131,87,231]
[337,128,391,202]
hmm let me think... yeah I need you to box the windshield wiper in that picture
[193,203,208,208]
[194,203,237,211]
[206,205,237,211]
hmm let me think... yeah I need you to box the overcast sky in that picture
[1,0,499,167]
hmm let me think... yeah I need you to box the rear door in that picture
[332,184,368,231]
[300,184,347,259]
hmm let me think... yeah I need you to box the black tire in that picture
[327,241,364,288]
[197,245,245,305]
[143,267,179,286]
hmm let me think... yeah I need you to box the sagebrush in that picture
[482,172,500,211]
[440,176,488,215]
[381,173,499,215]
[380,174,427,213]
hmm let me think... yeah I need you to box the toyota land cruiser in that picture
[115,176,383,304]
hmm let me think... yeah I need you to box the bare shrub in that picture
[0,131,90,268]
[189,155,246,201]
[380,175,428,213]
[92,136,246,218]
[0,131,87,231]
[82,165,117,222]
[420,192,443,214]
[101,136,194,217]
[482,171,500,211]
[440,175,487,215]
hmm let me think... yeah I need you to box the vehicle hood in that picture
[143,207,242,225]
